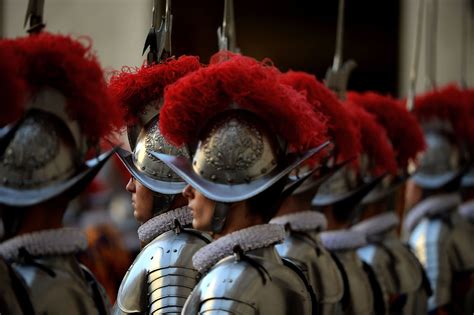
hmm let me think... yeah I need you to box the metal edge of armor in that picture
[182,246,313,315]
[115,228,211,314]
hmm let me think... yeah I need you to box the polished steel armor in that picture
[407,206,474,311]
[356,222,428,314]
[182,246,313,314]
[275,229,344,315]
[12,255,109,314]
[114,227,211,314]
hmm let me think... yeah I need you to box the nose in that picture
[126,177,136,193]
[182,184,195,200]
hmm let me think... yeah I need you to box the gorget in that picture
[192,224,285,273]
[0,228,87,260]
[404,193,461,233]
[270,210,327,232]
[459,200,474,221]
[352,212,399,242]
[137,206,193,243]
[320,229,367,251]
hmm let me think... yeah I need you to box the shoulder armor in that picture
[334,251,375,315]
[408,217,452,311]
[80,264,111,315]
[13,255,101,315]
[358,239,422,295]
[275,232,344,306]
[183,247,312,315]
[116,228,210,314]
[0,257,34,315]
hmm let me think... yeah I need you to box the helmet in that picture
[152,53,329,231]
[411,85,471,190]
[0,33,121,207]
[109,56,199,198]
[347,91,426,203]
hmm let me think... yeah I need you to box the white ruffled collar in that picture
[270,210,327,232]
[320,229,367,251]
[192,224,285,273]
[404,193,461,233]
[0,228,87,260]
[137,206,193,243]
[352,212,399,241]
[459,200,474,221]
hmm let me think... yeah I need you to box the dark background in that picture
[171,0,400,95]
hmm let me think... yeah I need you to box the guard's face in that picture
[126,177,154,223]
[183,184,216,231]
[405,178,422,211]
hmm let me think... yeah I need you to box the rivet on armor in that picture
[193,160,197,166]
[141,166,146,171]
[167,172,172,178]
[173,249,177,252]
[227,177,233,183]
[211,174,217,181]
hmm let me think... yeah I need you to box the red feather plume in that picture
[345,102,398,176]
[348,91,426,170]
[12,32,122,140]
[413,84,470,141]
[160,54,328,153]
[108,55,201,125]
[0,40,27,126]
[278,71,361,162]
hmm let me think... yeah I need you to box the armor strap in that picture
[361,261,387,315]
[0,228,87,260]
[80,264,110,315]
[281,257,317,315]
[137,206,193,243]
[403,193,461,233]
[270,211,327,232]
[192,224,285,273]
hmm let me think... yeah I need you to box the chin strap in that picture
[210,202,231,233]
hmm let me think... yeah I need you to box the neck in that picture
[16,200,67,236]
[276,195,311,217]
[212,202,265,240]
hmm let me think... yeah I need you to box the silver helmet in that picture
[151,54,329,232]
[0,33,119,207]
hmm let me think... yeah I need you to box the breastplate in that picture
[115,229,211,314]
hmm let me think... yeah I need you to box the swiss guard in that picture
[109,0,211,313]
[153,52,329,314]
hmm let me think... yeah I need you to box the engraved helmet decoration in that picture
[411,85,471,190]
[109,56,200,197]
[312,101,397,207]
[0,33,121,207]
[347,91,426,203]
[152,53,329,203]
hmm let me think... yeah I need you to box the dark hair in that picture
[246,178,287,223]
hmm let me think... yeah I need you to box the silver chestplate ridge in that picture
[114,229,211,314]
[275,230,344,315]
[182,246,313,315]
[12,254,106,315]
[408,211,474,312]
[333,250,375,315]
[357,230,428,315]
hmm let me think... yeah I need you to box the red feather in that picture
[345,102,398,176]
[413,84,470,141]
[109,55,201,125]
[348,91,426,170]
[0,40,27,126]
[11,32,122,141]
[278,71,361,162]
[160,54,328,153]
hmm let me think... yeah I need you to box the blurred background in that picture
[1,0,473,303]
